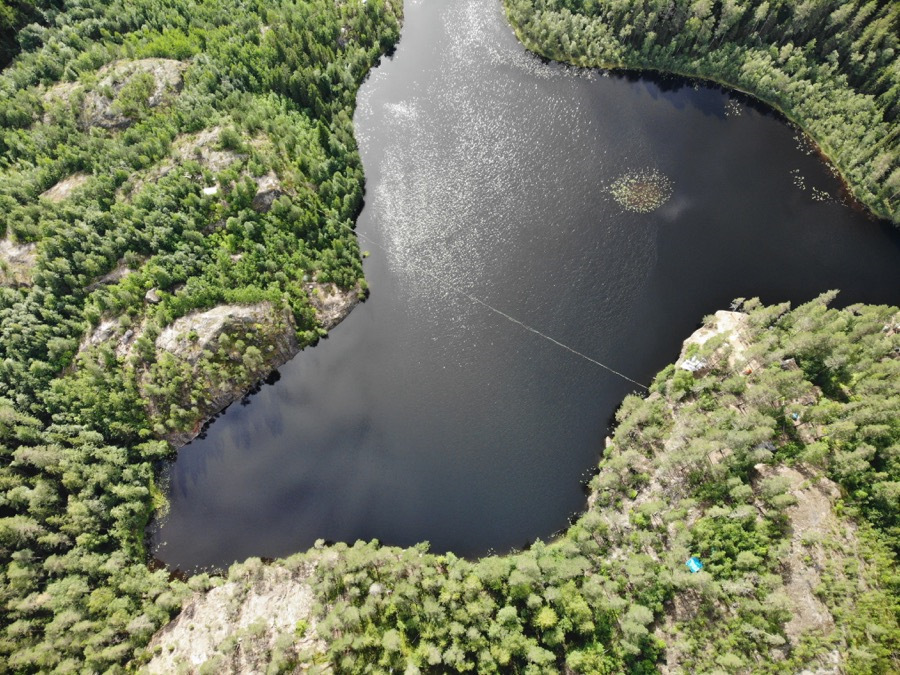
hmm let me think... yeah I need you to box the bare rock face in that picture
[155,304,293,366]
[251,172,286,212]
[146,302,300,447]
[677,310,752,374]
[78,318,139,360]
[0,237,38,287]
[304,281,362,330]
[42,80,79,106]
[175,126,246,173]
[144,287,162,304]
[121,127,246,200]
[143,561,323,674]
[39,173,90,202]
[84,260,136,293]
[753,465,841,645]
[80,59,186,130]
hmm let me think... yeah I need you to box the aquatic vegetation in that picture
[724,98,743,118]
[505,0,900,225]
[608,169,673,213]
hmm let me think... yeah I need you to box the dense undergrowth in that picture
[504,0,900,224]
[0,0,401,669]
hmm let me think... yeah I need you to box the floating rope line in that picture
[346,225,649,392]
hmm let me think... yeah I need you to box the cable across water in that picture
[344,225,649,391]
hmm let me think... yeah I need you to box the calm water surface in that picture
[151,0,900,572]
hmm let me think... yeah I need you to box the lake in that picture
[150,0,900,573]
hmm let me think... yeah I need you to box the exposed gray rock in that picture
[304,281,362,330]
[155,303,288,366]
[148,303,300,448]
[676,310,755,374]
[145,287,162,304]
[80,59,186,130]
[0,237,38,287]
[85,260,135,292]
[118,126,246,200]
[144,561,323,674]
[251,172,286,212]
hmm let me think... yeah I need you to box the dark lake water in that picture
[150,0,900,573]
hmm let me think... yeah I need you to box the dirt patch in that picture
[0,237,38,287]
[39,173,90,202]
[144,562,324,674]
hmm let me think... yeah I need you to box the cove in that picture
[150,0,900,573]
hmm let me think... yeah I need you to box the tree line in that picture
[204,294,899,673]
[0,0,401,669]
[504,0,900,224]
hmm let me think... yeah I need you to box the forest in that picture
[0,0,898,672]
[0,0,402,669]
[152,295,900,673]
[504,0,900,224]
[0,0,62,67]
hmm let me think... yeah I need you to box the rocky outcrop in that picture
[143,302,300,448]
[753,465,842,647]
[174,127,246,173]
[154,304,295,366]
[118,126,247,200]
[251,172,286,212]
[84,260,136,293]
[80,59,186,130]
[78,318,140,360]
[676,310,753,375]
[304,281,362,330]
[144,560,323,674]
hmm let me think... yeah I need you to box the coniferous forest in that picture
[0,0,898,673]
[0,0,401,669]
[505,0,900,224]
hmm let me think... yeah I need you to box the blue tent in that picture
[686,556,704,573]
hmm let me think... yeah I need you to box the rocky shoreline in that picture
[158,283,363,450]
[140,300,899,673]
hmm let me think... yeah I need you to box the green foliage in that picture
[1,0,897,671]
[0,1,64,68]
[504,0,900,224]
[0,0,402,669]
[273,295,897,674]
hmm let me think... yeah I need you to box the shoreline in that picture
[502,5,893,226]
